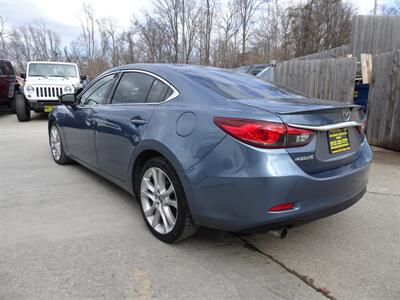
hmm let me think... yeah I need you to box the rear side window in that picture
[0,63,4,75]
[112,73,154,104]
[147,79,170,103]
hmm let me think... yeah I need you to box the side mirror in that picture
[59,93,76,107]
[80,75,88,82]
[20,73,26,79]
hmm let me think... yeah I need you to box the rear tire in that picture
[137,157,198,243]
[16,94,30,122]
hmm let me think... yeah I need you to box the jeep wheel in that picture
[16,94,30,122]
[9,96,16,114]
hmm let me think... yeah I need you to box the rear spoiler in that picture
[287,119,365,131]
[278,104,361,115]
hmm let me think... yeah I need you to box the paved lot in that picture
[1,109,399,300]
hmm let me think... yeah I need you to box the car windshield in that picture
[183,69,304,100]
[28,63,78,78]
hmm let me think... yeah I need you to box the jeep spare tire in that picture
[16,94,31,122]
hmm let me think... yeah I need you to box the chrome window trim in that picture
[287,120,365,131]
[121,69,180,103]
[78,69,180,105]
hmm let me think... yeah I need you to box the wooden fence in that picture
[295,44,351,60]
[272,57,356,102]
[351,15,400,57]
[367,50,400,151]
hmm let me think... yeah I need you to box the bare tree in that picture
[79,3,96,61]
[180,0,202,63]
[376,0,400,15]
[1,0,360,77]
[0,17,8,58]
[133,15,170,63]
[153,0,181,63]
[214,1,240,67]
[203,0,215,65]
[287,0,355,58]
[234,0,263,64]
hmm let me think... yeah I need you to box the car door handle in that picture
[130,117,146,126]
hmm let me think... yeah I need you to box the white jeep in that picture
[16,61,87,122]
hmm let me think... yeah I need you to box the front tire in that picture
[137,157,198,243]
[49,123,70,165]
[16,94,30,122]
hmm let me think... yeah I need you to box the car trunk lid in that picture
[235,97,366,174]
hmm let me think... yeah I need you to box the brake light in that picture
[268,202,295,212]
[213,117,314,148]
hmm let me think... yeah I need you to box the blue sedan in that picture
[48,64,372,243]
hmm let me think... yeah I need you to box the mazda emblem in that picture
[343,109,351,121]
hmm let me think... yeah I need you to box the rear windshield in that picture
[184,70,303,100]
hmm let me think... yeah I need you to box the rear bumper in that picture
[183,136,372,232]
[238,187,365,233]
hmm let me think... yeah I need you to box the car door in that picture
[95,71,174,181]
[63,74,116,166]
[0,62,9,104]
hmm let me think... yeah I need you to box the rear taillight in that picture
[213,117,314,148]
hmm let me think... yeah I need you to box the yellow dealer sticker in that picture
[328,128,351,154]
[44,105,55,113]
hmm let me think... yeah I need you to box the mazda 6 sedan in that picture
[48,64,372,243]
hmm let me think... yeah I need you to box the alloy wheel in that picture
[50,125,61,161]
[140,167,178,234]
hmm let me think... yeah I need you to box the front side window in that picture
[112,72,154,104]
[79,74,115,106]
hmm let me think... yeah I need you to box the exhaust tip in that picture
[280,228,288,239]
[269,227,288,239]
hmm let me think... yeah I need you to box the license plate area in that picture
[327,128,351,154]
[44,105,55,113]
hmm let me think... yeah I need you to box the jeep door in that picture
[63,74,116,166]
[0,62,9,104]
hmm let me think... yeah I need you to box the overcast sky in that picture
[0,0,396,47]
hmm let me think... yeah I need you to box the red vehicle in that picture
[0,59,19,113]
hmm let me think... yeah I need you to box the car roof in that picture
[106,63,239,78]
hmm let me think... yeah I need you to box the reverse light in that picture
[213,117,314,148]
[268,202,295,212]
